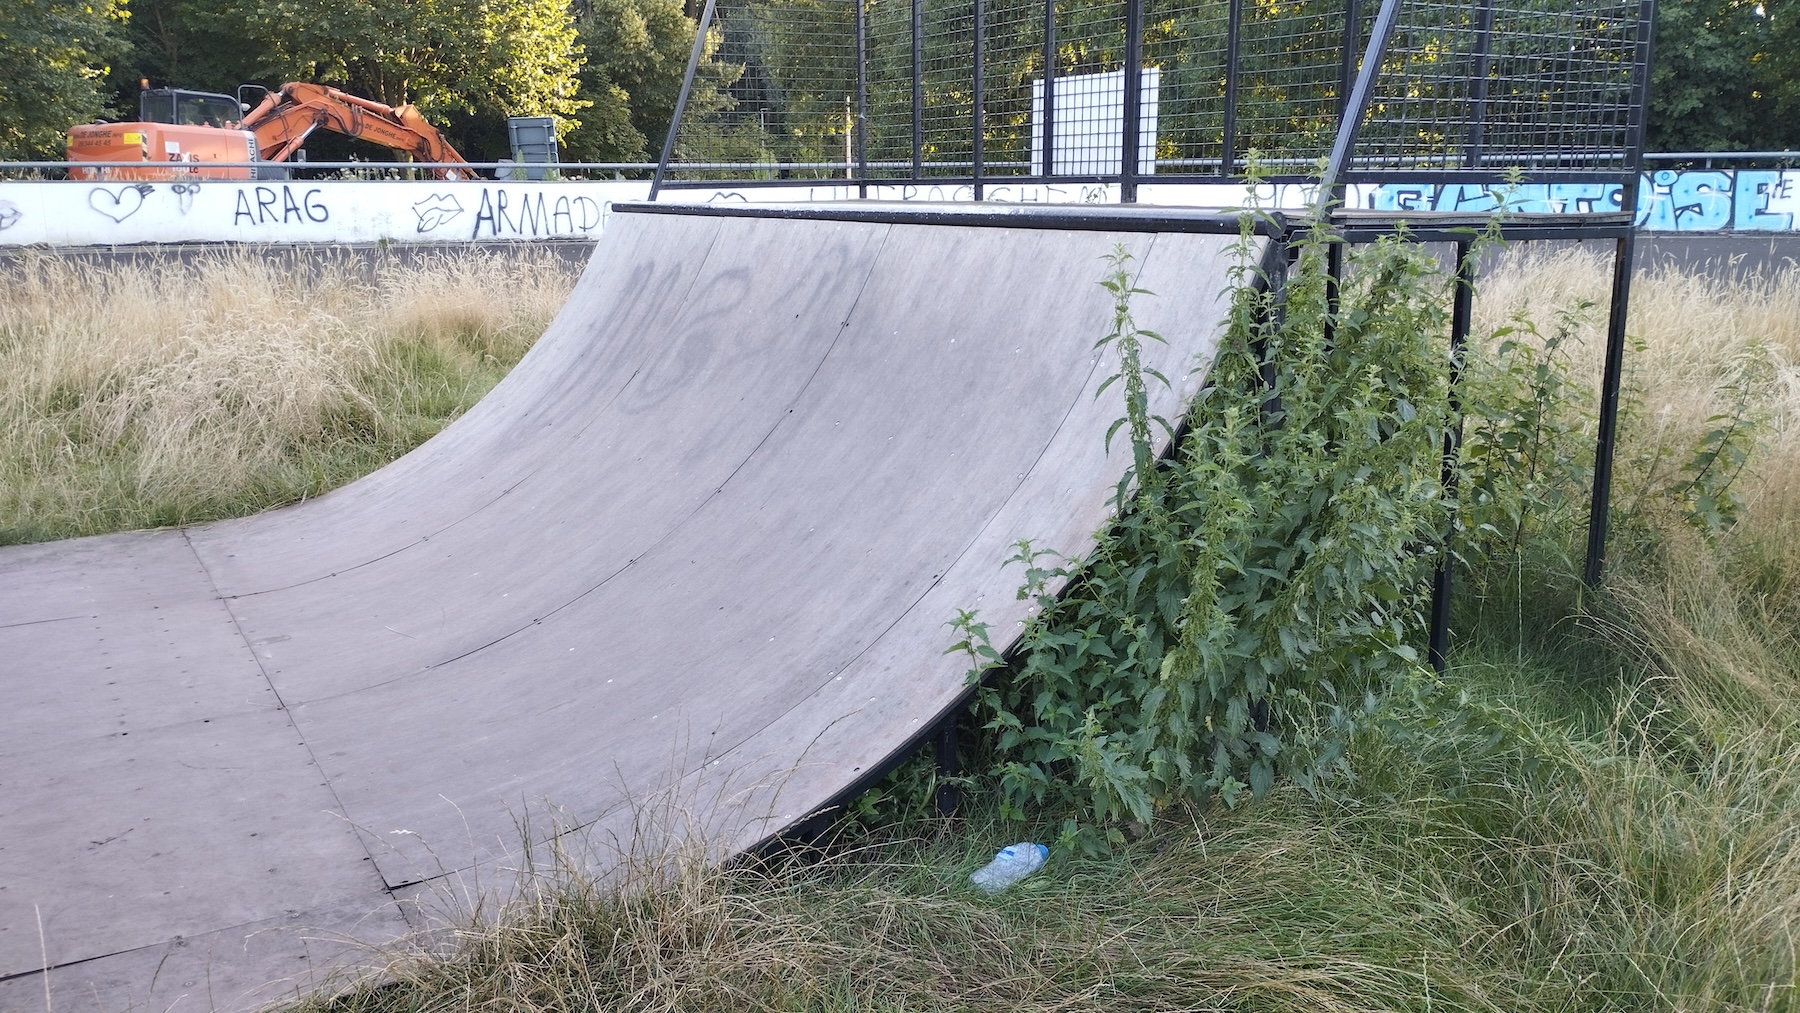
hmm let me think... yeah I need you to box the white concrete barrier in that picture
[6,169,1797,247]
[0,179,651,246]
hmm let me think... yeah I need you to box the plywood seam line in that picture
[180,527,401,911]
[218,219,734,603]
[0,613,90,631]
[693,230,1176,838]
[349,224,902,686]
[0,908,278,985]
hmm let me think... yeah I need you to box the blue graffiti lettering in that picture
[1732,170,1795,231]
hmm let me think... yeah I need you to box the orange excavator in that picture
[67,81,472,181]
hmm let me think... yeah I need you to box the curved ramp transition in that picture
[0,204,1249,1011]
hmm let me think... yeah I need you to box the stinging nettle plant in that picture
[953,208,1468,851]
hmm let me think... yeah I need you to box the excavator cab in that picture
[68,81,259,180]
[138,88,246,129]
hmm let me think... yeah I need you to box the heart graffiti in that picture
[88,184,155,223]
[411,193,464,233]
[0,200,20,231]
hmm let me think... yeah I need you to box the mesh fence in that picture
[658,0,1651,187]
[1348,0,1648,176]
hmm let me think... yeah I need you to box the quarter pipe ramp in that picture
[0,204,1249,1011]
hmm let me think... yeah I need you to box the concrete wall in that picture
[4,169,1797,247]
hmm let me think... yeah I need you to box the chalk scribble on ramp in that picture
[0,205,1252,1011]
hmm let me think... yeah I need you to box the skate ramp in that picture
[0,204,1252,1011]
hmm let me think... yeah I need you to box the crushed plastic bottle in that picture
[969,842,1049,893]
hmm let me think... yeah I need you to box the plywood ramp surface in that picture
[0,207,1249,1011]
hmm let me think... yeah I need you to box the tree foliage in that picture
[0,0,130,159]
[108,0,264,100]
[8,0,1800,166]
[565,0,717,161]
[1649,0,1800,151]
[215,0,587,134]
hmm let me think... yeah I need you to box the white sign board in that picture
[1031,67,1161,176]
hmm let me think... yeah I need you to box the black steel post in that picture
[1323,236,1344,347]
[1585,232,1639,586]
[1583,0,1658,586]
[1464,0,1497,166]
[912,0,924,180]
[1041,0,1057,177]
[1429,241,1475,674]
[1338,0,1363,117]
[857,0,869,197]
[649,0,721,200]
[1121,0,1145,201]
[1331,0,1362,209]
[1220,0,1242,175]
[933,718,960,816]
[974,0,986,199]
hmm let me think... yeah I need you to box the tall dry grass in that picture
[1457,246,1800,1010]
[1476,245,1800,554]
[0,246,580,544]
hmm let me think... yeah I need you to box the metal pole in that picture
[1042,0,1057,177]
[1583,0,1658,586]
[1429,240,1475,673]
[1121,0,1144,201]
[1324,237,1344,347]
[649,0,721,200]
[857,0,869,197]
[912,0,924,180]
[1331,0,1362,203]
[1319,0,1403,198]
[1585,234,1637,586]
[1338,0,1363,117]
[933,718,960,816]
[974,0,986,199]
[1464,0,1497,167]
[1221,0,1242,176]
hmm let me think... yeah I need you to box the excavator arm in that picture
[239,82,472,179]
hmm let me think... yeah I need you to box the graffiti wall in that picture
[0,179,652,246]
[1356,169,1800,231]
[1,169,1796,247]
